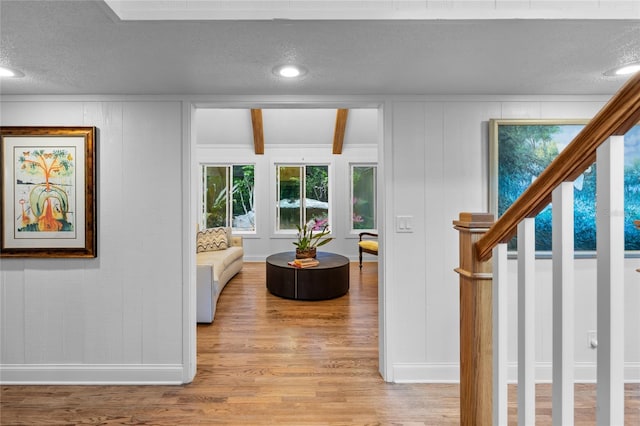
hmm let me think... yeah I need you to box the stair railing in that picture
[454,71,640,425]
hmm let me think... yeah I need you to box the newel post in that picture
[453,212,495,426]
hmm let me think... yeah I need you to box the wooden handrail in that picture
[476,71,640,262]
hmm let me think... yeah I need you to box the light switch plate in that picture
[396,215,413,233]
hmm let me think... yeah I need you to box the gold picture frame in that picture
[1,126,97,257]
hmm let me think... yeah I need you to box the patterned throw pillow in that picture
[196,227,229,252]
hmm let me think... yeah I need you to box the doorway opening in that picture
[185,103,387,382]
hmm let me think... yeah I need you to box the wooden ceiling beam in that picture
[251,109,264,155]
[332,108,349,154]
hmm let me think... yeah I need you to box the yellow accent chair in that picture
[358,232,378,268]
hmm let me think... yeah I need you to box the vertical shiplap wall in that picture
[0,100,186,383]
[388,98,640,382]
[389,102,428,363]
[1,96,638,385]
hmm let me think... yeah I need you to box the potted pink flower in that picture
[293,219,333,258]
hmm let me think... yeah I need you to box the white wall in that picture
[387,97,640,383]
[1,99,187,383]
[1,95,638,385]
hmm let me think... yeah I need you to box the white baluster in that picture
[596,135,625,426]
[552,182,575,425]
[493,243,508,426]
[518,218,536,425]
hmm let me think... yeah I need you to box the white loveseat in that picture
[196,227,244,323]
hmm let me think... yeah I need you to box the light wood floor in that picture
[1,262,639,425]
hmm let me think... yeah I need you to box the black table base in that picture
[266,252,350,300]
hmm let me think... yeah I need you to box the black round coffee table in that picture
[266,251,350,300]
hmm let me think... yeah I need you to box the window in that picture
[202,164,255,232]
[351,165,377,230]
[276,164,329,231]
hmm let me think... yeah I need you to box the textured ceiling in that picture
[0,1,639,96]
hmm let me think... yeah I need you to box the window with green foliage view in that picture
[351,165,377,230]
[276,164,329,231]
[202,165,255,232]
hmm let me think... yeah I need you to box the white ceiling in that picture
[0,0,639,96]
[196,108,378,146]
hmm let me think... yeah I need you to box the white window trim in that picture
[349,162,378,235]
[200,163,257,234]
[274,162,333,236]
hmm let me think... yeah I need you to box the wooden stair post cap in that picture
[454,212,495,228]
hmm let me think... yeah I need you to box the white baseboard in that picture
[3,361,637,385]
[0,364,186,385]
[392,362,640,384]
[393,362,460,383]
[621,362,640,382]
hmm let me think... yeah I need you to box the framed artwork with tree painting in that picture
[1,126,96,257]
[489,119,640,256]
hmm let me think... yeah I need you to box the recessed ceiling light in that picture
[273,64,307,78]
[0,66,25,78]
[603,62,640,77]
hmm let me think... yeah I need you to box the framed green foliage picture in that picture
[489,119,640,255]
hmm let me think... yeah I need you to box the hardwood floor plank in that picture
[1,262,639,425]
